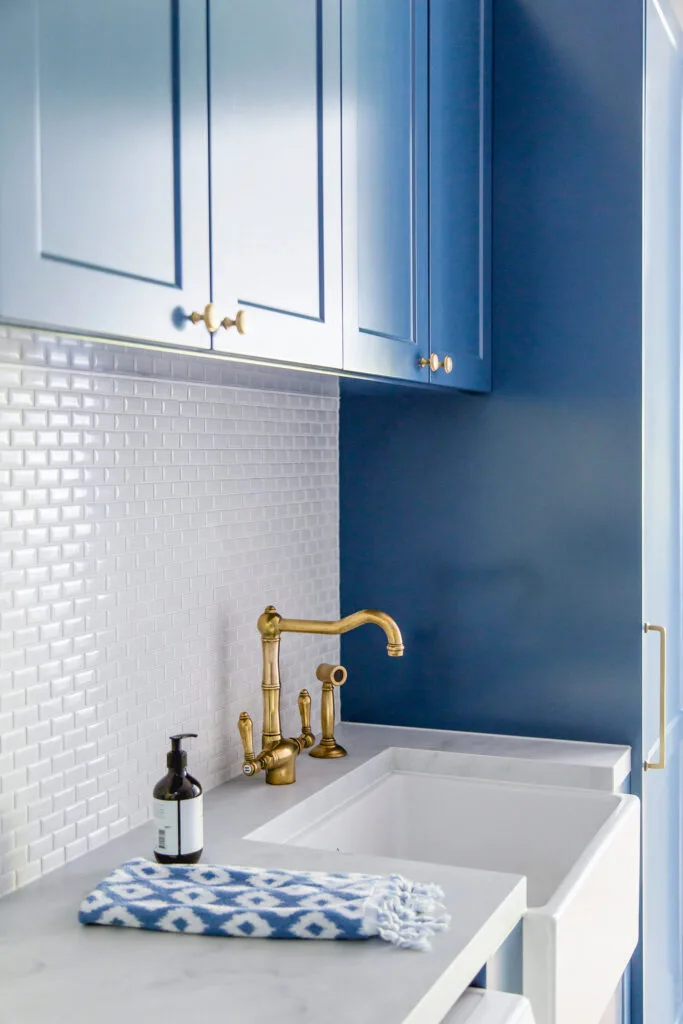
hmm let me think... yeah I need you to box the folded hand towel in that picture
[79,857,450,951]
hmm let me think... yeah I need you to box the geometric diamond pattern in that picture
[78,857,449,950]
[289,911,342,940]
[220,912,275,938]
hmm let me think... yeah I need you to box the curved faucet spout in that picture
[257,605,404,656]
[280,609,404,656]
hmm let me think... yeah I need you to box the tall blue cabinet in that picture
[641,3,682,1020]
[340,1,682,1021]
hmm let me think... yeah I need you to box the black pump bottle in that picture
[153,733,203,864]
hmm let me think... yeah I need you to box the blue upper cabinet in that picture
[209,0,343,369]
[341,0,429,384]
[0,0,488,386]
[0,1,211,348]
[341,0,491,391]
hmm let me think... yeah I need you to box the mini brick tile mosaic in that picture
[0,327,340,895]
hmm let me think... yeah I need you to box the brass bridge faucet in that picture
[238,605,404,785]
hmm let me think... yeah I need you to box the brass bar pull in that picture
[310,664,348,759]
[644,623,667,771]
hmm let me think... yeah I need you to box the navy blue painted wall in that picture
[340,0,644,762]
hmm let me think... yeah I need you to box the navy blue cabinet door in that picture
[341,0,429,383]
[210,0,343,369]
[0,1,211,348]
[341,0,491,391]
[429,0,491,392]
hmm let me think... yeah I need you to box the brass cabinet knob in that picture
[221,310,246,334]
[419,353,453,374]
[419,353,440,372]
[188,302,222,335]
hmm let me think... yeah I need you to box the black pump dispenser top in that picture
[167,733,197,774]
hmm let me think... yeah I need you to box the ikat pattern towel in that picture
[78,857,450,951]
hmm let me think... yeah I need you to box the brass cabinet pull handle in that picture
[419,353,453,374]
[221,310,247,334]
[644,623,667,771]
[188,302,222,335]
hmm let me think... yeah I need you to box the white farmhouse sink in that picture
[248,748,640,1024]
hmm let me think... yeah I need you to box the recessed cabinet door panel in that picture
[429,0,491,391]
[210,0,342,369]
[342,0,429,383]
[0,0,211,347]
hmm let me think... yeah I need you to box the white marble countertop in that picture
[0,723,630,1024]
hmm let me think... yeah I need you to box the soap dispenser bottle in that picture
[153,733,203,864]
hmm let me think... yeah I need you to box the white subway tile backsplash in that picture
[0,328,339,894]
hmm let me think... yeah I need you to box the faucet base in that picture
[265,770,296,785]
[264,737,302,784]
[309,739,348,759]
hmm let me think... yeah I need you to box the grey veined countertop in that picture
[0,723,630,1024]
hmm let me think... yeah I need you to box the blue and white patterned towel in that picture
[79,857,450,951]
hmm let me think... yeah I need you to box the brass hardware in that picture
[238,711,255,764]
[310,663,348,759]
[298,688,315,749]
[257,606,404,655]
[419,353,453,374]
[220,310,247,335]
[644,623,667,771]
[188,302,222,335]
[239,606,403,785]
[419,353,440,372]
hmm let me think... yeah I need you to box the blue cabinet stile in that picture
[0,0,211,348]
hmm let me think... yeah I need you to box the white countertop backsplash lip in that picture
[0,723,631,1024]
[344,722,632,777]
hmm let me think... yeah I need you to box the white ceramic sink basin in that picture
[248,748,640,1024]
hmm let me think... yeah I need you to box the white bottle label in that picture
[153,795,203,857]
